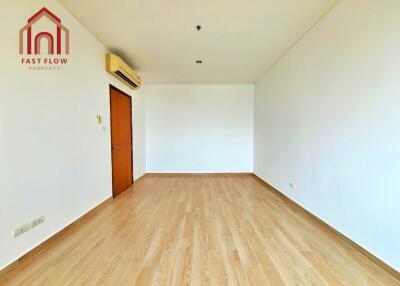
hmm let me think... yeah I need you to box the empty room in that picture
[1,0,399,285]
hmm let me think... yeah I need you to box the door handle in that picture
[112,145,119,151]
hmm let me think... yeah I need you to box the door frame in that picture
[109,84,134,197]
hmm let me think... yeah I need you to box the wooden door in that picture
[110,85,133,197]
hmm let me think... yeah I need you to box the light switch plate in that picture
[96,115,102,124]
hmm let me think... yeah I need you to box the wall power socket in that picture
[31,216,45,228]
[13,216,45,238]
[14,223,31,238]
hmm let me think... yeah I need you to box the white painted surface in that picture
[145,85,254,173]
[254,0,400,270]
[59,0,338,83]
[131,88,146,180]
[0,0,145,270]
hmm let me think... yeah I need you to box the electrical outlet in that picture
[14,223,31,238]
[31,216,45,228]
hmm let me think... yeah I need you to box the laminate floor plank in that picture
[0,175,398,285]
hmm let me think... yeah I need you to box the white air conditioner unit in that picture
[106,53,142,89]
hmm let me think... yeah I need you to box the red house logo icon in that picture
[19,7,70,55]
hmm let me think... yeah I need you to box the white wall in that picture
[145,85,254,173]
[0,0,145,270]
[131,88,146,179]
[254,0,400,270]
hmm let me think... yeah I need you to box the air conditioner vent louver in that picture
[115,71,138,88]
[106,53,142,89]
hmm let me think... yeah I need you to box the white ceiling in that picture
[60,0,338,84]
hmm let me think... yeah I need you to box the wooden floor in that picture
[1,174,398,285]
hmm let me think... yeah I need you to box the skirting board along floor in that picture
[0,197,113,277]
[252,174,400,282]
[0,174,399,285]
